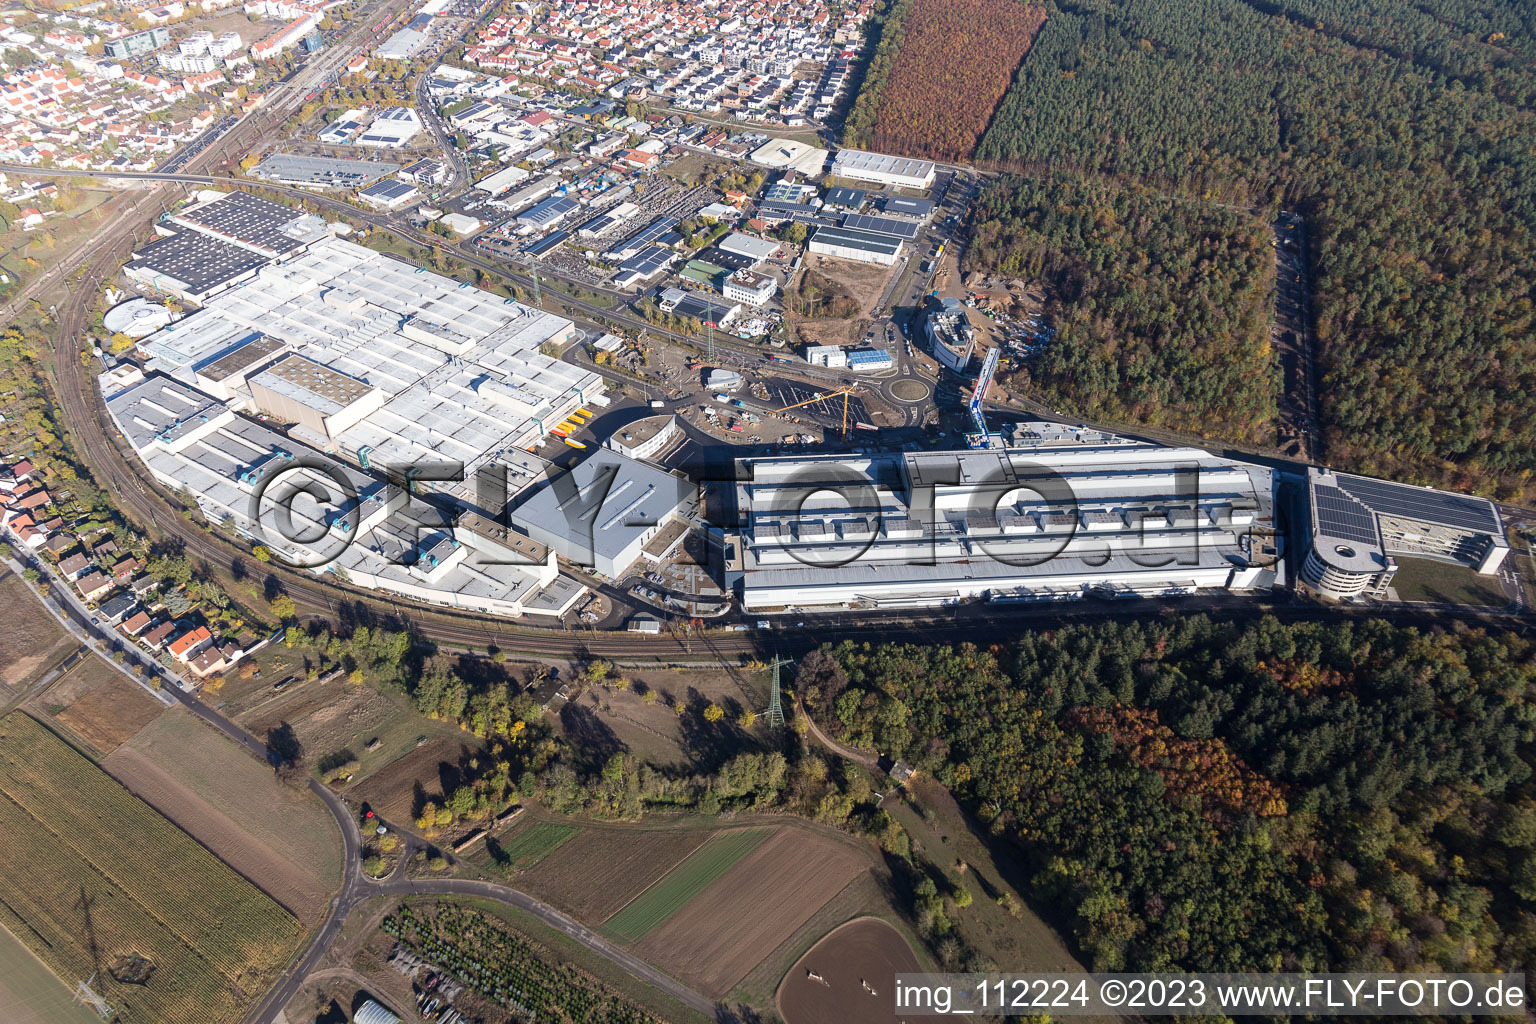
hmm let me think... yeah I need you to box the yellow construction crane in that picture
[776,385,860,434]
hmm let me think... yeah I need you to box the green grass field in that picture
[1391,556,1508,607]
[0,923,103,1024]
[602,829,769,943]
[493,822,579,870]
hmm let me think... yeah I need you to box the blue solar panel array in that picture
[1336,473,1500,533]
[841,212,921,240]
[525,230,569,257]
[618,245,673,277]
[612,215,680,256]
[1312,484,1380,545]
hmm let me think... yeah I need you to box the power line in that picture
[766,653,791,727]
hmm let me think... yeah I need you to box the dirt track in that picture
[636,827,868,998]
[776,917,921,1024]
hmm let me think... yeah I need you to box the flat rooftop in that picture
[842,212,921,240]
[458,510,550,561]
[833,148,937,182]
[811,224,903,256]
[252,153,399,187]
[254,354,374,410]
[196,334,286,382]
[127,230,271,296]
[174,192,310,256]
[736,442,1276,599]
[358,179,417,203]
[1331,470,1502,535]
[105,373,228,450]
[610,413,674,452]
[135,235,601,475]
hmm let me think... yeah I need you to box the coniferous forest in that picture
[963,0,1536,497]
[967,173,1278,442]
[801,617,1536,976]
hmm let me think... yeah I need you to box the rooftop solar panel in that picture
[883,195,934,218]
[619,245,673,276]
[178,192,306,254]
[1335,473,1500,533]
[614,216,680,254]
[1312,484,1380,546]
[360,179,416,200]
[841,212,921,240]
[525,230,569,256]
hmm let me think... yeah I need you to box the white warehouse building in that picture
[108,202,618,619]
[135,234,600,478]
[507,448,696,579]
[730,425,1281,611]
[831,148,937,190]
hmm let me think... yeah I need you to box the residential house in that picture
[168,624,213,662]
[75,570,113,601]
[97,592,137,625]
[57,552,92,579]
[189,641,241,677]
[141,619,176,650]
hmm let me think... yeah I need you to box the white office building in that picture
[723,268,776,307]
[1301,466,1507,600]
[803,344,846,368]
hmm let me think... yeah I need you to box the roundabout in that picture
[890,377,932,403]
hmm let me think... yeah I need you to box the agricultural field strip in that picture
[108,707,342,890]
[103,745,331,922]
[496,822,579,867]
[518,827,714,922]
[634,828,870,996]
[0,919,104,1024]
[0,744,298,976]
[602,828,772,943]
[0,718,300,989]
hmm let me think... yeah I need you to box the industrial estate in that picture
[1,0,1534,1022]
[88,187,1515,623]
